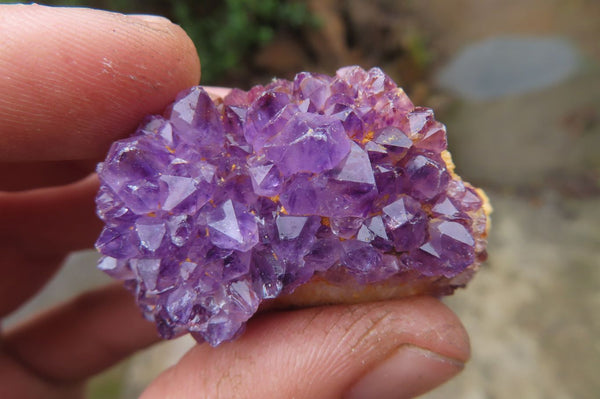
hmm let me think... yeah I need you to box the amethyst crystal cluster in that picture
[95,66,488,346]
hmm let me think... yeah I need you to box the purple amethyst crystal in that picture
[96,66,489,346]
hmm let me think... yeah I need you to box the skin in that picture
[0,5,470,399]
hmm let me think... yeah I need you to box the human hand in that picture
[0,5,469,399]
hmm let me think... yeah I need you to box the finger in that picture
[0,174,101,316]
[0,160,96,192]
[0,354,84,399]
[0,174,101,256]
[0,4,200,163]
[141,297,470,399]
[3,284,159,383]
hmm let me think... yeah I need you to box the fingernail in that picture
[128,14,172,25]
[344,345,464,399]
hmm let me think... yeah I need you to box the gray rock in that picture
[437,36,580,100]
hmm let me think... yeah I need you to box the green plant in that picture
[174,0,317,83]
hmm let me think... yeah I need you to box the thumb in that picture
[140,296,469,399]
[0,4,200,162]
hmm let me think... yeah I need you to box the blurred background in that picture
[4,0,599,398]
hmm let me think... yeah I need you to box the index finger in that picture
[0,4,200,162]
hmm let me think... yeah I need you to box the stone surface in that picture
[95,66,488,346]
[437,36,580,100]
